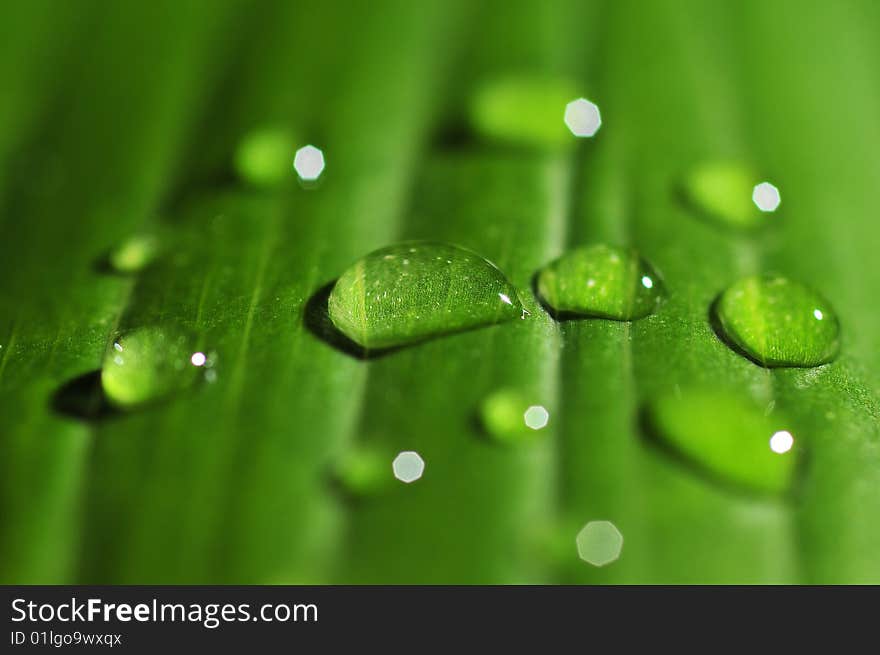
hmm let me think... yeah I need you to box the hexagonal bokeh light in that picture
[293,145,325,181]
[576,520,623,567]
[392,451,425,483]
[564,98,602,137]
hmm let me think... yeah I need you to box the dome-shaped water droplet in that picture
[479,389,550,445]
[644,389,798,495]
[714,275,839,367]
[107,234,159,274]
[536,244,664,320]
[234,126,295,187]
[328,242,524,350]
[101,326,202,408]
[470,75,580,148]
[681,161,774,229]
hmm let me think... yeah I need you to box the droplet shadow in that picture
[51,370,119,421]
[304,281,403,361]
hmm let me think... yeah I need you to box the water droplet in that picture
[107,234,159,274]
[392,451,425,483]
[234,126,295,187]
[714,275,839,367]
[681,161,767,229]
[536,244,664,320]
[101,326,201,408]
[328,242,524,349]
[752,181,781,212]
[576,520,623,567]
[564,98,602,137]
[644,389,798,494]
[333,447,393,496]
[190,352,207,367]
[479,389,550,444]
[293,145,325,182]
[470,75,580,148]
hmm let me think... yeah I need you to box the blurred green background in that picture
[1,0,879,584]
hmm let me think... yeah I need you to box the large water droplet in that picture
[107,234,159,274]
[479,389,550,445]
[470,75,579,149]
[536,244,664,320]
[714,275,839,367]
[644,389,798,495]
[682,161,771,229]
[101,326,202,408]
[328,242,524,350]
[234,126,295,187]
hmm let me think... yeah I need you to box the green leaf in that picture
[2,0,880,585]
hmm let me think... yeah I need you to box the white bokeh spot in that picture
[576,520,623,567]
[752,182,781,212]
[293,145,325,181]
[392,451,425,483]
[523,405,549,430]
[564,98,602,137]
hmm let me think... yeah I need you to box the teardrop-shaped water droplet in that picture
[479,389,550,445]
[101,326,202,408]
[328,242,524,349]
[681,161,770,229]
[108,234,159,274]
[714,275,839,367]
[536,244,664,320]
[644,389,798,495]
[234,125,295,187]
[470,75,580,149]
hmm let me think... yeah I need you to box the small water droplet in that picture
[234,125,295,187]
[681,161,768,229]
[644,389,798,494]
[392,451,425,483]
[190,352,207,367]
[333,447,393,496]
[714,275,840,367]
[576,520,623,567]
[479,389,550,444]
[328,242,524,349]
[536,244,665,320]
[470,75,580,148]
[293,145,325,182]
[107,234,159,274]
[101,326,201,408]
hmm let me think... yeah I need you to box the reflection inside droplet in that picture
[190,352,206,367]
[813,309,824,320]
[769,430,794,454]
[498,292,513,305]
[564,98,602,137]
[524,405,549,430]
[752,181,781,212]
[392,451,425,483]
[641,276,653,289]
[293,145,325,182]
